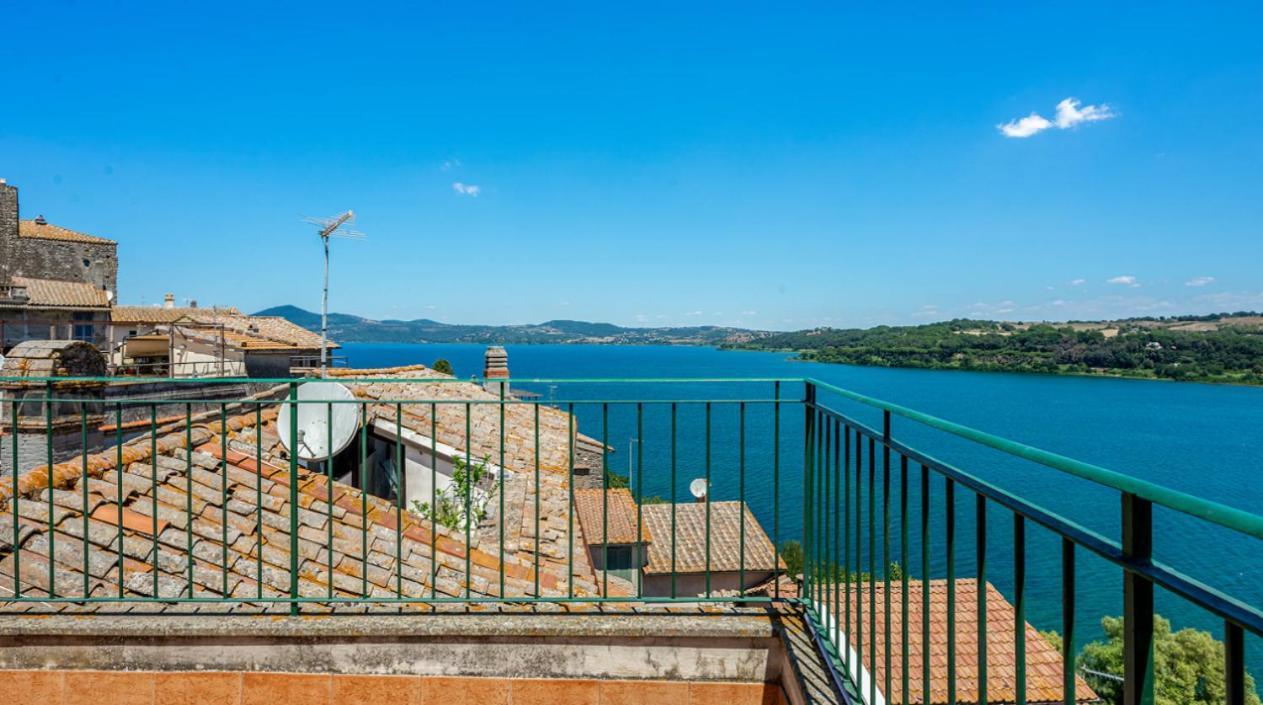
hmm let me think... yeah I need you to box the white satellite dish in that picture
[689,477,709,501]
[277,382,362,462]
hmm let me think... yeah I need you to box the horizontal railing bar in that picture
[7,397,790,406]
[808,378,1263,541]
[810,399,1263,636]
[0,375,808,385]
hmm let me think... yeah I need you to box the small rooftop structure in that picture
[641,500,782,575]
[573,487,651,545]
[0,339,106,382]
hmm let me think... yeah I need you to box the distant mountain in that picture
[254,306,773,346]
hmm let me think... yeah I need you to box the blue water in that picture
[345,342,1263,668]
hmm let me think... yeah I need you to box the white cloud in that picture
[741,310,758,316]
[441,159,462,171]
[685,310,703,317]
[1069,278,1086,286]
[1054,98,1116,129]
[1107,275,1138,287]
[998,113,1053,138]
[1185,276,1215,287]
[452,182,480,197]
[999,98,1115,138]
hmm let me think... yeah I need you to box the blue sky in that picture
[2,2,1261,330]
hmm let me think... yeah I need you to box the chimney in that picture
[163,293,175,309]
[34,214,46,225]
[189,299,198,309]
[483,346,510,396]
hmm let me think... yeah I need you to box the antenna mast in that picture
[304,210,361,378]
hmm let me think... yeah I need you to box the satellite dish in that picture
[277,382,362,461]
[689,478,709,501]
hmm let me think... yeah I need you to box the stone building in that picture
[110,305,334,377]
[0,181,117,351]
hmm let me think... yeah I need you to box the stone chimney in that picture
[483,346,510,396]
[163,293,175,309]
[0,180,18,286]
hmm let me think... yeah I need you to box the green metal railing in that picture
[1,375,1259,705]
[801,379,1262,705]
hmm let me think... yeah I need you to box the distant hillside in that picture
[255,306,773,346]
[729,313,1263,385]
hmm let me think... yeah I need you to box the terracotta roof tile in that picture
[640,501,783,575]
[573,488,650,545]
[10,276,110,308]
[111,306,241,324]
[829,579,1098,704]
[0,373,611,610]
[111,308,329,351]
[18,219,115,244]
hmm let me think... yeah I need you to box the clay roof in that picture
[10,276,110,308]
[0,372,616,611]
[18,219,115,245]
[640,501,783,576]
[111,308,333,351]
[112,306,241,324]
[573,488,650,545]
[830,579,1098,704]
[196,314,329,350]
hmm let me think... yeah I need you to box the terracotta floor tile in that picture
[242,672,330,705]
[0,670,63,705]
[63,670,156,705]
[155,672,240,705]
[512,678,602,705]
[599,679,689,705]
[421,676,509,705]
[330,674,423,705]
[688,682,768,705]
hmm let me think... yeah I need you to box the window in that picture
[72,312,95,342]
[83,258,91,268]
[604,546,635,571]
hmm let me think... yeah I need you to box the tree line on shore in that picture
[731,315,1263,385]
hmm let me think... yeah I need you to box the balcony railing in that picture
[0,375,1258,705]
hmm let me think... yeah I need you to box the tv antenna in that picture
[302,211,363,377]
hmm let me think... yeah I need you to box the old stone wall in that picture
[0,183,17,285]
[7,236,117,296]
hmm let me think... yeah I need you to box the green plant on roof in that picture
[432,358,454,376]
[412,454,496,532]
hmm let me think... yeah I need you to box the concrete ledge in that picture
[0,611,776,640]
[0,612,788,683]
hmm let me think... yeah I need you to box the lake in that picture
[343,342,1263,667]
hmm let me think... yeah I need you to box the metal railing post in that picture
[1122,492,1155,705]
[803,381,817,602]
[1225,621,1245,705]
[288,381,300,615]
